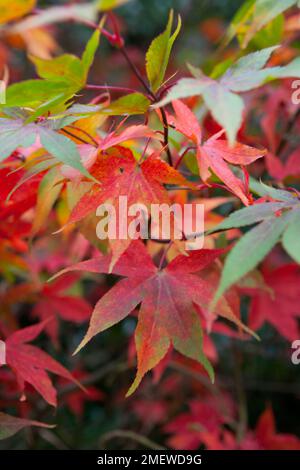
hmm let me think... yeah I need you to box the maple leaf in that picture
[0,321,82,406]
[69,145,192,223]
[0,167,40,253]
[0,114,95,179]
[32,273,92,345]
[68,144,195,269]
[60,124,156,181]
[208,185,300,299]
[266,149,300,181]
[246,263,300,341]
[167,100,266,205]
[0,412,54,441]
[261,87,293,154]
[165,396,234,450]
[155,47,300,143]
[253,406,300,450]
[50,241,253,395]
[98,124,157,151]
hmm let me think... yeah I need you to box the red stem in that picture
[86,84,138,94]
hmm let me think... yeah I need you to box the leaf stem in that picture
[67,125,99,147]
[60,128,94,146]
[158,241,172,270]
[118,46,173,165]
[118,46,155,100]
[86,84,138,94]
[174,146,196,169]
[160,107,173,166]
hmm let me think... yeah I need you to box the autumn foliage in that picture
[0,0,300,450]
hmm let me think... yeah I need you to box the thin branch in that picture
[119,46,155,100]
[67,125,99,147]
[175,146,196,169]
[60,128,94,146]
[86,84,138,94]
[99,430,167,450]
[160,107,173,166]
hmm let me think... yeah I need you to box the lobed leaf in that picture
[214,213,291,301]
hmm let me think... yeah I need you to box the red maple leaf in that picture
[69,146,192,223]
[32,273,92,345]
[0,321,82,406]
[68,145,194,268]
[234,407,300,450]
[60,124,157,181]
[247,263,300,341]
[51,241,252,395]
[167,100,266,205]
[0,167,40,252]
[266,149,300,181]
[165,396,234,449]
[252,406,300,450]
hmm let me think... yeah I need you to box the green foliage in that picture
[155,48,300,144]
[146,9,181,93]
[100,93,151,115]
[3,23,103,120]
[0,117,94,179]
[211,186,300,300]
[227,0,298,48]
[282,212,300,264]
[215,215,291,302]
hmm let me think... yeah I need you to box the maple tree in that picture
[0,0,299,451]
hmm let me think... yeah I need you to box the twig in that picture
[67,125,99,147]
[86,84,138,94]
[119,46,155,100]
[160,107,173,166]
[175,146,196,169]
[61,128,93,146]
[99,430,167,450]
